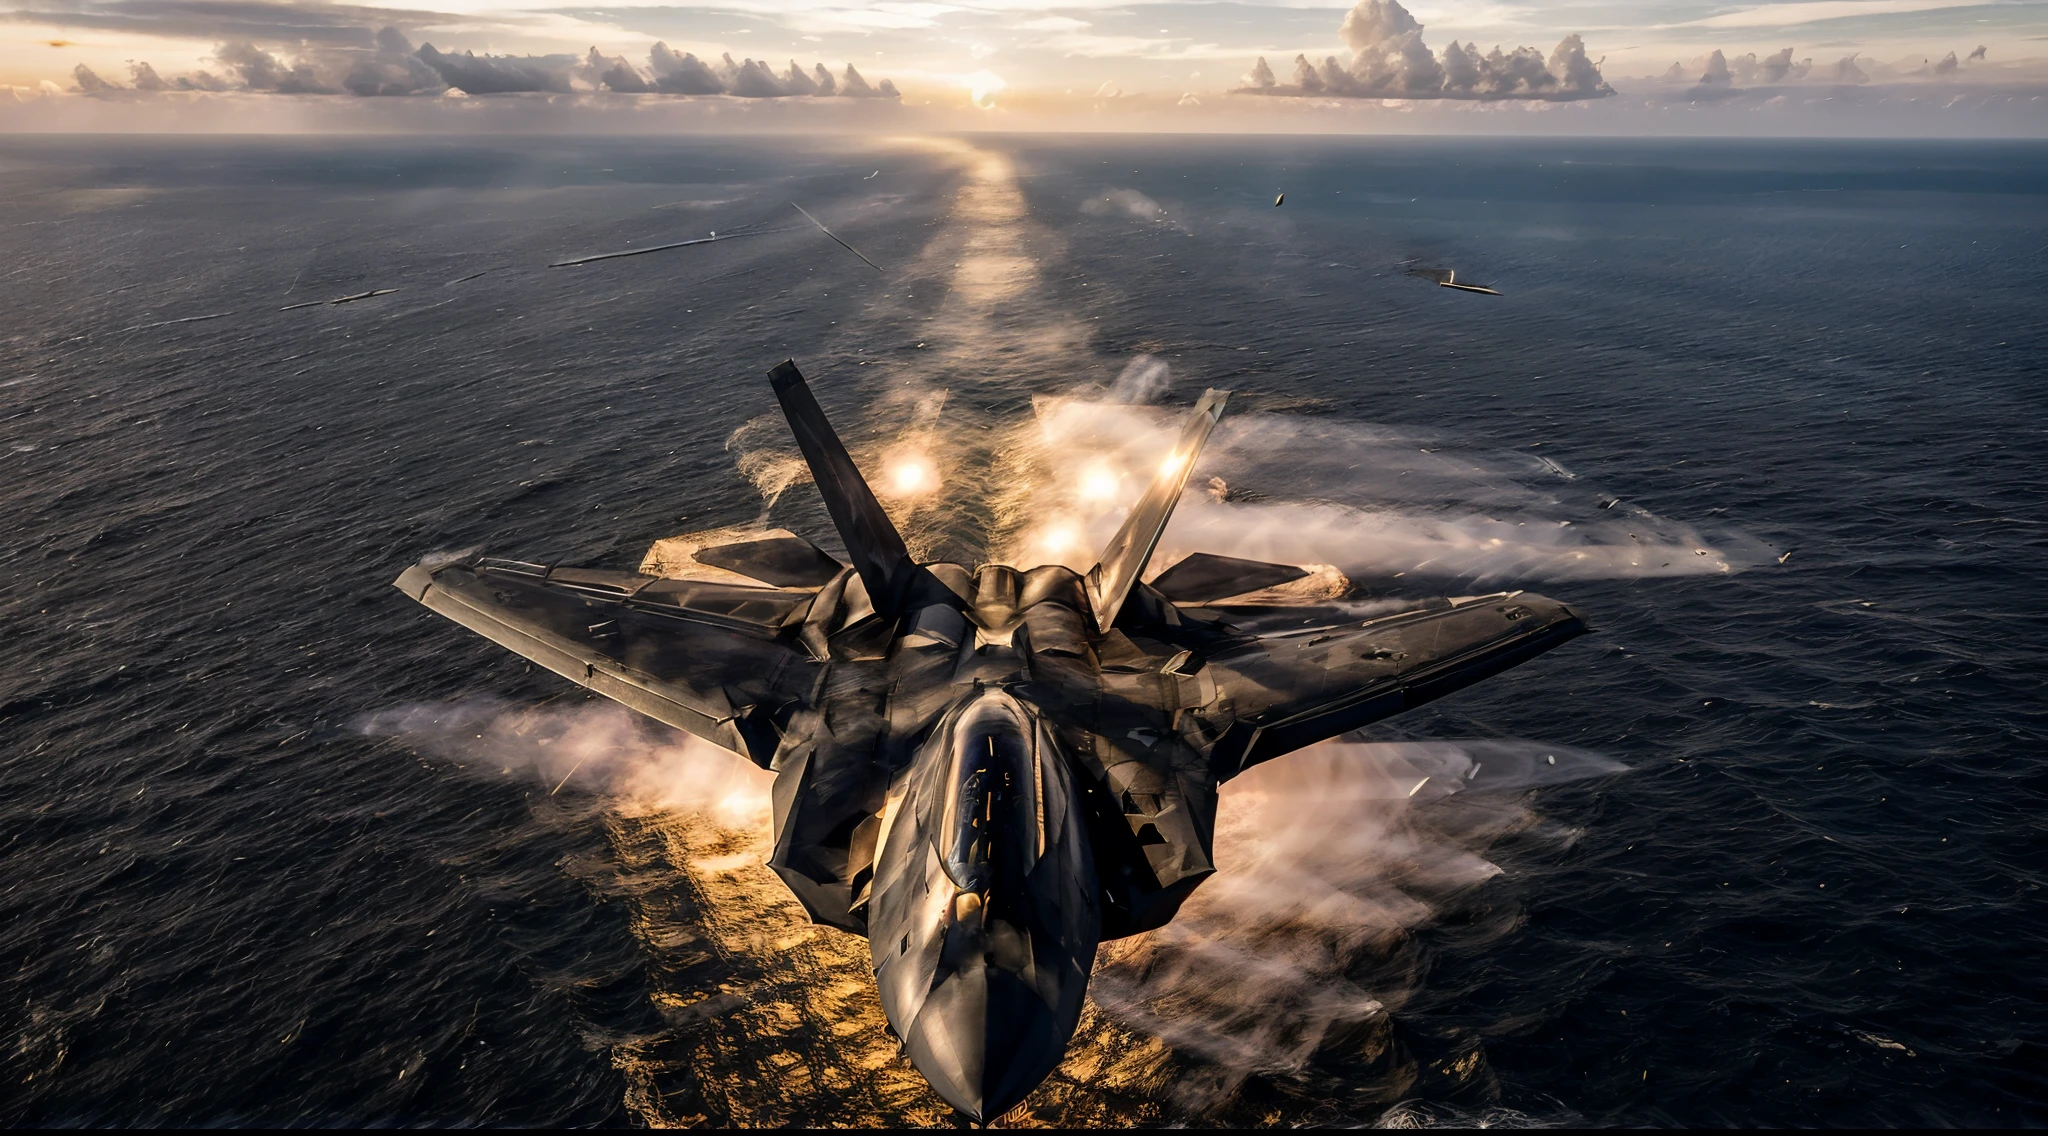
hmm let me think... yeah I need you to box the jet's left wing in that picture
[395,556,816,765]
[1196,592,1588,780]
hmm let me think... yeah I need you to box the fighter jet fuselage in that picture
[394,360,1586,1121]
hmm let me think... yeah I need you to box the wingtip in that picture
[394,563,436,602]
[768,358,806,392]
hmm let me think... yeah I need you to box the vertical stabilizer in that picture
[1084,389,1230,629]
[768,360,914,616]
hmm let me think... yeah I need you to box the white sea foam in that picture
[1090,738,1621,1108]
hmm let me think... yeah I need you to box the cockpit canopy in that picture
[937,693,1046,894]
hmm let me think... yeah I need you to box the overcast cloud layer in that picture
[5,0,2044,132]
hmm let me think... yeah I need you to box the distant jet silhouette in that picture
[1407,267,1501,296]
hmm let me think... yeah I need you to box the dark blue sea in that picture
[2,132,2044,1127]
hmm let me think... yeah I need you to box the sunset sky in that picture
[4,0,2044,129]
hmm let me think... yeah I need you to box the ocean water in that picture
[2,132,2044,1127]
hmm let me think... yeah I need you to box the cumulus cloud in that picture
[128,60,168,90]
[1763,47,1809,83]
[62,30,902,103]
[414,43,572,94]
[66,36,397,95]
[71,62,113,92]
[672,51,860,100]
[173,68,231,92]
[781,59,818,96]
[846,64,897,98]
[1339,0,1442,93]
[725,55,786,98]
[579,46,649,94]
[838,63,898,98]
[342,27,442,95]
[217,39,337,93]
[1654,42,2004,90]
[1700,49,1732,86]
[1237,0,1611,102]
[648,42,723,94]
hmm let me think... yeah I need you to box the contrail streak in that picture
[118,312,228,333]
[280,288,397,311]
[549,228,791,268]
[790,202,883,272]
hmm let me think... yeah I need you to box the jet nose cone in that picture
[901,963,1068,1122]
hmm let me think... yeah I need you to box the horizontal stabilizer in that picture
[768,360,915,616]
[1149,552,1309,604]
[696,529,846,588]
[1084,388,1230,630]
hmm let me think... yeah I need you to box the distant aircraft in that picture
[394,361,1586,1121]
[1274,192,1285,206]
[1407,266,1502,295]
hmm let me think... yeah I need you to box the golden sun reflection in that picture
[1036,524,1078,558]
[885,453,939,497]
[1078,464,1122,502]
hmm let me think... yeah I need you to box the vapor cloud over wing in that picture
[1090,738,1622,1108]
[1234,0,1611,102]
[996,359,1759,586]
[356,698,771,827]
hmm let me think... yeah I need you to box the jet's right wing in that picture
[1196,592,1588,780]
[1149,552,1307,604]
[395,556,815,766]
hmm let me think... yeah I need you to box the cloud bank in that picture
[1235,0,1611,102]
[61,27,898,101]
[11,0,2042,135]
[1653,43,1997,93]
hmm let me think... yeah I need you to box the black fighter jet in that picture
[394,361,1587,1121]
